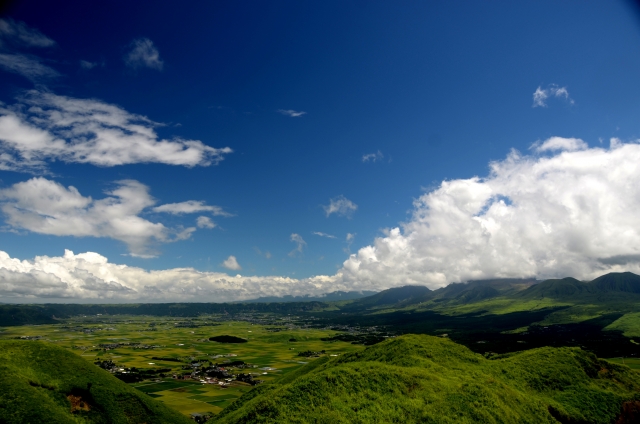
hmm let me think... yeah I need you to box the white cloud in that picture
[339,139,640,289]
[277,109,306,117]
[0,178,203,257]
[6,139,640,301]
[153,200,232,216]
[313,231,336,239]
[0,53,59,81]
[0,90,232,172]
[0,18,55,48]
[532,136,588,153]
[222,255,241,271]
[0,249,347,301]
[124,38,163,71]
[533,84,574,108]
[80,60,97,69]
[289,233,307,257]
[323,195,357,218]
[362,150,383,163]
[196,216,216,229]
[343,232,356,254]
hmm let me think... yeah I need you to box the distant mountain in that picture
[520,272,640,300]
[343,285,432,310]
[591,272,640,294]
[0,340,191,424]
[0,304,58,326]
[518,277,587,299]
[213,334,640,423]
[347,278,538,310]
[242,290,377,303]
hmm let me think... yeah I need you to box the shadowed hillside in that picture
[214,334,640,424]
[0,341,192,424]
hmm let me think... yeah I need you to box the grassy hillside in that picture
[0,340,192,424]
[214,334,640,424]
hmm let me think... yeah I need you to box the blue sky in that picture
[2,1,640,301]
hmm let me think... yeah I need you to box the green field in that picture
[0,315,365,416]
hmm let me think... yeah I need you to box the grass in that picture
[0,315,365,417]
[0,340,192,423]
[214,334,640,424]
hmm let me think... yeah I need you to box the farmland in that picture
[0,314,367,416]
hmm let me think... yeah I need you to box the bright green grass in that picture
[605,312,640,338]
[0,316,365,417]
[214,334,640,424]
[0,340,192,424]
[606,357,640,371]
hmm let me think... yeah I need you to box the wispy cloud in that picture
[0,90,232,172]
[153,200,232,216]
[196,216,216,229]
[343,232,356,253]
[124,38,163,71]
[532,84,574,108]
[0,178,200,257]
[222,255,241,270]
[0,18,55,49]
[0,19,57,82]
[277,109,307,117]
[323,195,357,218]
[362,150,384,163]
[531,136,588,153]
[80,60,98,70]
[0,53,59,81]
[254,247,272,259]
[313,231,336,239]
[289,233,307,257]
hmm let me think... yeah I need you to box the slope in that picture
[0,340,192,424]
[214,334,640,424]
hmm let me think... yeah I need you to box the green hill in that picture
[344,285,432,310]
[591,272,640,294]
[0,340,192,424]
[213,334,640,424]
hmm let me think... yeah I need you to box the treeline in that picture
[0,301,327,326]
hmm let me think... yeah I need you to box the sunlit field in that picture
[0,315,365,416]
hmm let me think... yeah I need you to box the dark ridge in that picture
[518,277,588,299]
[344,285,432,310]
[590,271,640,293]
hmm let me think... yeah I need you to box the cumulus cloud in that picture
[222,255,241,271]
[339,137,640,289]
[153,200,232,216]
[0,90,232,172]
[0,178,209,256]
[277,109,306,117]
[0,18,55,49]
[533,84,574,108]
[323,195,357,218]
[313,231,336,239]
[196,216,216,229]
[124,38,163,71]
[5,138,640,301]
[362,150,384,163]
[0,249,348,301]
[289,233,307,257]
[532,136,588,153]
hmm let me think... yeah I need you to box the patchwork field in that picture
[0,315,365,416]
